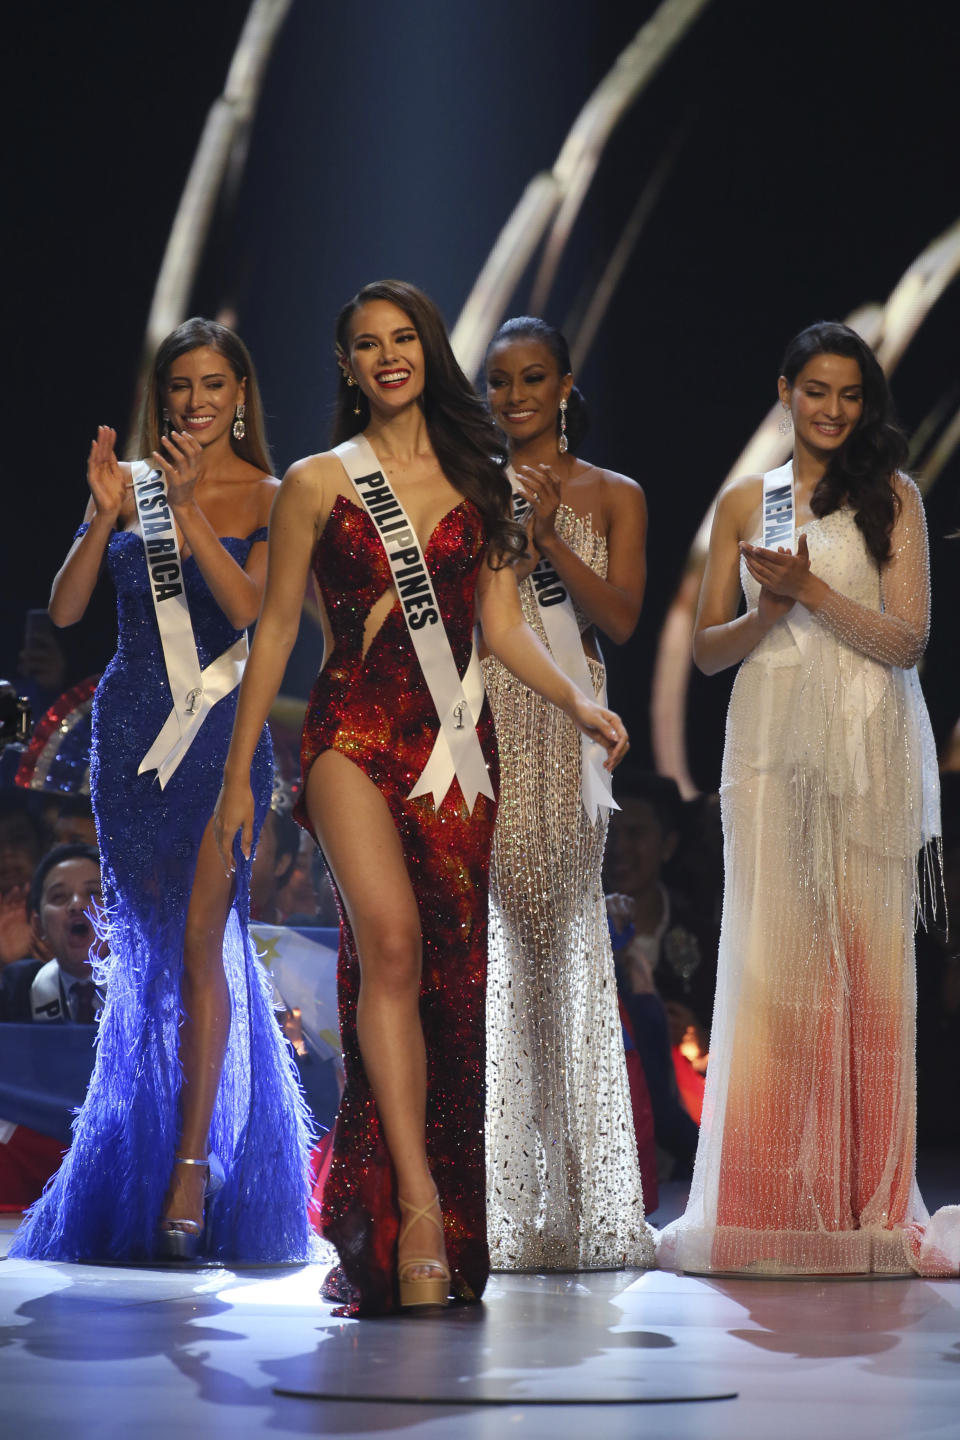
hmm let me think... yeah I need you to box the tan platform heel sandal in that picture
[397,1193,450,1309]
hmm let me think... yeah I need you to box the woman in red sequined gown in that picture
[214,281,629,1316]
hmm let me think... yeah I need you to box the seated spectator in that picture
[0,790,51,971]
[278,832,340,928]
[250,803,301,926]
[605,770,718,1038]
[0,843,103,1023]
[51,794,98,849]
[604,770,720,1180]
[0,842,103,1210]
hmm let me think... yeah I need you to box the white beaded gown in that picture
[483,505,656,1271]
[658,476,960,1277]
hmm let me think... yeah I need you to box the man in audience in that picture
[250,804,302,926]
[0,842,103,1209]
[0,842,103,1022]
[605,770,720,1179]
[0,790,51,971]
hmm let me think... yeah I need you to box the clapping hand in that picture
[515,463,563,546]
[87,426,126,521]
[739,532,812,603]
[153,431,203,508]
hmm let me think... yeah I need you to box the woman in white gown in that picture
[658,320,958,1277]
[482,317,656,1270]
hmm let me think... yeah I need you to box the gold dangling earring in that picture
[558,397,569,454]
[346,375,362,417]
[232,403,246,441]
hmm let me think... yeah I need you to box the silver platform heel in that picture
[156,1154,224,1262]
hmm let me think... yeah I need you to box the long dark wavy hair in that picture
[484,315,591,453]
[332,280,524,566]
[132,317,273,474]
[781,321,907,565]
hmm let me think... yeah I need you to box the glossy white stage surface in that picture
[2,1188,958,1440]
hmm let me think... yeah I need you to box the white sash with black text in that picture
[131,461,248,789]
[762,458,796,551]
[333,436,492,813]
[508,468,617,822]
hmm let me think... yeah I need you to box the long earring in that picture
[233,403,246,441]
[346,375,362,417]
[162,409,171,439]
[778,405,793,435]
[558,397,569,454]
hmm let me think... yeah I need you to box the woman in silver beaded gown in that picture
[658,321,957,1278]
[481,318,655,1270]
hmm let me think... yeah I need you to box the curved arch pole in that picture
[530,0,710,316]
[129,0,294,432]
[451,0,711,378]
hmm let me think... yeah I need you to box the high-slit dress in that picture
[296,492,498,1317]
[11,525,315,1264]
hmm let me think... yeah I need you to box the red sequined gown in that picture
[296,492,498,1316]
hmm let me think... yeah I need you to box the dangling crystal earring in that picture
[233,403,246,441]
[558,397,569,454]
[778,405,793,435]
[346,375,362,416]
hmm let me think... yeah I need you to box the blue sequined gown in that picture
[11,525,314,1263]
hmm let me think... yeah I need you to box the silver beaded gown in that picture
[483,505,656,1271]
[657,477,960,1277]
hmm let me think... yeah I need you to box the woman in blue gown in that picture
[11,318,313,1263]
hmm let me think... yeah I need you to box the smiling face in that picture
[606,798,677,896]
[485,337,572,446]
[344,299,425,413]
[162,345,246,447]
[31,856,103,980]
[779,352,864,457]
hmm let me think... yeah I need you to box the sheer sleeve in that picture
[814,477,930,668]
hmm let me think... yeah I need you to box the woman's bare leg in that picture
[308,750,446,1279]
[161,816,233,1230]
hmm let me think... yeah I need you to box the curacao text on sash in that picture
[507,470,616,821]
[511,489,568,609]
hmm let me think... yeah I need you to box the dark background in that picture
[6,0,958,785]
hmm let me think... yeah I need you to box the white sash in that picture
[131,461,249,789]
[760,459,812,657]
[508,468,617,821]
[334,437,493,813]
[762,459,795,551]
[30,959,65,1022]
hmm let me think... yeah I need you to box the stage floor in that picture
[2,1192,959,1440]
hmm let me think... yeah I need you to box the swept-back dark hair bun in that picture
[780,321,908,565]
[332,280,524,567]
[485,316,591,453]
